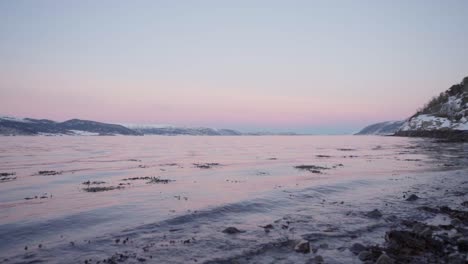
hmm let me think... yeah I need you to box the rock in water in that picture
[308,255,324,263]
[458,237,468,252]
[294,240,311,253]
[365,209,383,219]
[406,194,419,201]
[358,251,372,261]
[222,227,243,234]
[349,243,366,255]
[375,253,394,264]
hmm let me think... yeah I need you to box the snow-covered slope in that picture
[395,76,468,141]
[399,114,467,131]
[399,77,467,132]
[355,121,404,135]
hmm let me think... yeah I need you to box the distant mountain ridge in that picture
[124,124,243,136]
[0,117,141,136]
[0,117,265,136]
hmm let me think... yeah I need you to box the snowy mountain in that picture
[0,117,246,136]
[0,117,141,136]
[123,124,243,136]
[355,121,405,135]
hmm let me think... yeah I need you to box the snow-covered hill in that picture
[395,76,468,141]
[399,77,467,131]
[355,121,405,135]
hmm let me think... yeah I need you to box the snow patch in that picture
[69,130,100,136]
[400,114,467,131]
[0,116,31,123]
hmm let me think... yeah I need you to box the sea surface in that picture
[0,136,467,263]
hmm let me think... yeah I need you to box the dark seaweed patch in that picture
[193,163,221,169]
[0,172,16,182]
[37,170,62,176]
[83,186,124,192]
[147,177,173,184]
[294,165,330,173]
[82,180,106,185]
[337,148,356,151]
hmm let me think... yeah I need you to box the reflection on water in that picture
[0,136,466,263]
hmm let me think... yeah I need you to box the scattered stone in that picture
[462,201,468,207]
[418,206,439,214]
[385,230,444,256]
[294,240,310,253]
[406,194,419,201]
[457,237,468,252]
[259,224,274,232]
[375,253,394,264]
[350,243,366,255]
[439,206,468,225]
[319,243,328,249]
[447,253,466,264]
[358,251,371,261]
[308,255,324,263]
[365,209,383,219]
[222,227,243,234]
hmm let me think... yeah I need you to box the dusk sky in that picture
[1,0,467,133]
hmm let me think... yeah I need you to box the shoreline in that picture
[2,167,467,264]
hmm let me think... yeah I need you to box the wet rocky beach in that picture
[0,136,466,263]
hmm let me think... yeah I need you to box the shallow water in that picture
[0,136,466,263]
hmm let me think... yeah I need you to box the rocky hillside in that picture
[355,121,404,135]
[395,76,468,141]
[0,117,141,136]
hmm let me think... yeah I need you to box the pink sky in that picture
[1,1,467,133]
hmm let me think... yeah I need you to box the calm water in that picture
[0,136,466,263]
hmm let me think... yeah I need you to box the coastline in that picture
[3,167,467,263]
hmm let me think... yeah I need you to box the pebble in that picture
[375,253,394,264]
[457,237,468,252]
[365,209,383,219]
[294,240,310,253]
[358,251,371,261]
[406,194,419,201]
[222,227,243,234]
[350,243,366,255]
